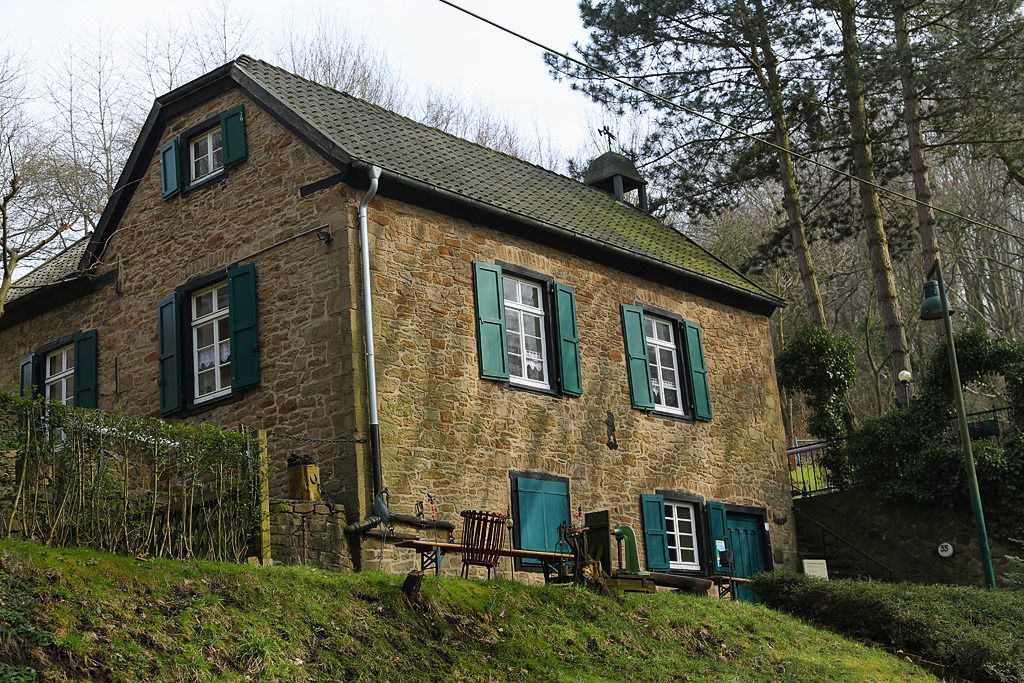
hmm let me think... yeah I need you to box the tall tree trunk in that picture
[838,0,913,402]
[750,0,827,326]
[893,0,940,280]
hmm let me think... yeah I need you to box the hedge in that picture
[751,572,1024,683]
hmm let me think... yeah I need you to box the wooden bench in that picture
[394,539,573,579]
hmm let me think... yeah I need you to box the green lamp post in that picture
[920,258,997,589]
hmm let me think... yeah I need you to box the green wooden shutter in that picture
[472,262,509,381]
[514,476,569,568]
[228,263,260,390]
[73,330,98,409]
[220,106,248,166]
[19,354,37,398]
[641,493,670,571]
[554,283,582,396]
[620,304,654,410]
[683,320,712,420]
[158,293,182,414]
[160,139,180,199]
[707,501,728,573]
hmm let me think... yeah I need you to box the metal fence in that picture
[787,441,833,498]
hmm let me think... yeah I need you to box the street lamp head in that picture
[898,370,913,384]
[920,279,952,321]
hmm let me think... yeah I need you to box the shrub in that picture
[752,571,1024,683]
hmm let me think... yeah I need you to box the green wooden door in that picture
[725,512,768,602]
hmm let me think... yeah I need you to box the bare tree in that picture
[0,50,73,318]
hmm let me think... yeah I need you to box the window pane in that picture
[63,377,73,403]
[524,334,542,355]
[521,283,540,308]
[48,354,59,377]
[526,358,544,381]
[65,346,74,369]
[196,322,214,349]
[197,346,216,371]
[212,147,223,171]
[678,534,694,549]
[507,311,520,333]
[647,347,657,365]
[194,137,208,156]
[219,341,231,364]
[664,387,680,408]
[194,157,209,178]
[212,129,222,150]
[659,348,675,368]
[507,332,521,355]
[195,291,214,318]
[643,317,653,338]
[503,278,517,304]
[216,286,228,311]
[665,517,675,532]
[679,548,696,563]
[656,321,672,342]
[218,317,230,342]
[46,383,57,400]
[668,547,678,562]
[525,314,542,337]
[652,383,661,403]
[661,367,677,389]
[509,353,523,378]
[198,369,216,395]
[219,363,231,389]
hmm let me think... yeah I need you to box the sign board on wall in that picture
[802,559,829,579]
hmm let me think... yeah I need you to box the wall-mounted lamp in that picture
[316,230,334,245]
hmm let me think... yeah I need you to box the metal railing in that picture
[961,406,1011,442]
[788,441,833,498]
[794,507,894,582]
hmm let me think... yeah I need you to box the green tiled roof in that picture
[235,57,778,304]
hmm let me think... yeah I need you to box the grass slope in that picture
[0,540,934,682]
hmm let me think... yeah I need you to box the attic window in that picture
[190,127,224,182]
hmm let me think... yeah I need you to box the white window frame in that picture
[665,500,701,571]
[191,282,231,403]
[44,345,75,406]
[189,126,224,183]
[644,315,687,416]
[502,275,551,391]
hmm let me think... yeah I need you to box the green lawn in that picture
[0,540,935,682]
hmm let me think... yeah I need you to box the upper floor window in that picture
[643,315,687,416]
[620,304,712,421]
[190,127,224,182]
[191,282,231,402]
[45,345,75,406]
[472,261,582,397]
[503,275,549,390]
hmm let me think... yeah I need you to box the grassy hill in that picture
[0,540,935,682]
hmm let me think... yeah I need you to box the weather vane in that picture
[597,125,616,151]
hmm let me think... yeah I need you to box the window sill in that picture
[502,381,561,399]
[178,389,246,417]
[647,409,695,424]
[182,169,227,195]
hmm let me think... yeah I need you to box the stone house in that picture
[0,56,795,584]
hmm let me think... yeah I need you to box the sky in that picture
[1,0,603,159]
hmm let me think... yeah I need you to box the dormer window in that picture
[190,127,224,182]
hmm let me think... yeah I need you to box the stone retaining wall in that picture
[270,499,352,571]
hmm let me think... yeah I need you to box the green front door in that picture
[726,512,768,602]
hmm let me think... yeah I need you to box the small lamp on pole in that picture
[920,259,997,589]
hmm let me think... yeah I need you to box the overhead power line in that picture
[436,0,1022,243]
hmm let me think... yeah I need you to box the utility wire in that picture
[436,0,1022,243]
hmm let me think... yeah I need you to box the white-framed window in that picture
[503,275,550,390]
[44,345,74,406]
[189,127,224,182]
[191,282,231,402]
[644,315,686,416]
[665,500,701,571]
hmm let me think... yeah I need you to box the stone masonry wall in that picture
[0,88,363,522]
[270,499,352,571]
[344,188,798,577]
